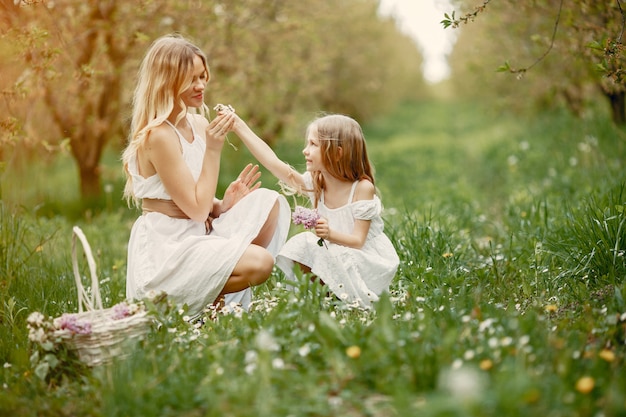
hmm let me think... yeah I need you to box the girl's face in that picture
[180,54,208,108]
[302,129,324,172]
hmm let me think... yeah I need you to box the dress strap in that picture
[164,115,195,146]
[348,181,359,203]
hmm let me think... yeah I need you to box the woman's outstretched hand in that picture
[221,163,262,213]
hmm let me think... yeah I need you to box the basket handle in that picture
[72,226,103,312]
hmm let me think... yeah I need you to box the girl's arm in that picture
[313,181,376,249]
[230,114,305,191]
[146,113,233,222]
[315,218,371,249]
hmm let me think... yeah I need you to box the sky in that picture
[378,0,457,83]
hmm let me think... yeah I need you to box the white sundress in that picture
[126,115,290,316]
[276,173,399,308]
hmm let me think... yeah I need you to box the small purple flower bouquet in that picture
[292,206,326,247]
[55,313,92,335]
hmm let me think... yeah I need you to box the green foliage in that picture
[447,0,626,123]
[548,184,626,286]
[0,0,425,201]
[1,101,626,416]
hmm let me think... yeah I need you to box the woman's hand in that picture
[206,113,235,150]
[220,163,262,214]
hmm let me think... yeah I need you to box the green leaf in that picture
[45,353,59,369]
[587,41,604,51]
[41,341,55,351]
[497,62,511,72]
[34,362,50,380]
[316,311,347,346]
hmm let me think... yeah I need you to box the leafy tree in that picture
[0,0,170,199]
[444,0,626,124]
[0,0,425,202]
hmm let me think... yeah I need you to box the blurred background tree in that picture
[445,0,625,124]
[0,0,425,202]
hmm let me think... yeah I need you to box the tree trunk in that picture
[0,0,19,27]
[77,160,102,200]
[607,91,626,125]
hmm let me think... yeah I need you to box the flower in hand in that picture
[292,206,326,247]
[213,103,235,113]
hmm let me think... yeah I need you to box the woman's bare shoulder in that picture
[145,122,177,148]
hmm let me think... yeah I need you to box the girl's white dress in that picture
[276,173,399,307]
[126,116,290,316]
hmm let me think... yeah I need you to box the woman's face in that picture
[302,129,324,173]
[180,54,208,108]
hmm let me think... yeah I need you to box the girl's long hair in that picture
[308,114,375,207]
[121,34,210,206]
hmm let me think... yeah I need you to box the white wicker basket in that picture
[55,226,152,367]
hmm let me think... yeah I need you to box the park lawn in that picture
[0,99,625,416]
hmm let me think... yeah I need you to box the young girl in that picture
[121,34,290,317]
[230,113,399,307]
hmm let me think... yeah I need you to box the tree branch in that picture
[617,0,625,42]
[497,0,564,78]
[441,0,491,29]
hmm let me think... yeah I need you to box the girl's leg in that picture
[296,262,325,285]
[251,200,280,248]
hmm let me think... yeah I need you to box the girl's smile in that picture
[303,132,323,172]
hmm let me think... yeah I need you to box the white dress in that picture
[276,173,399,307]
[126,116,290,317]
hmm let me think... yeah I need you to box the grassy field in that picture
[1,99,625,416]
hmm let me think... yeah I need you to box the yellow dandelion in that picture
[544,304,558,313]
[346,345,361,359]
[479,359,493,371]
[599,349,615,363]
[575,376,594,394]
[442,252,453,258]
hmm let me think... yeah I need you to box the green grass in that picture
[1,100,625,416]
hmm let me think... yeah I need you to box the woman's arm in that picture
[230,114,305,191]
[146,113,233,222]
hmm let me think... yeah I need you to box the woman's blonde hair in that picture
[121,34,210,205]
[308,114,375,207]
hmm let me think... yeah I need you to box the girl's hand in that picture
[314,217,331,240]
[220,164,262,213]
[206,113,234,150]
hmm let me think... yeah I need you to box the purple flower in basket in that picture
[55,314,92,335]
[111,301,142,320]
[112,302,131,320]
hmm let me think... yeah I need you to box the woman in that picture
[121,34,290,317]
